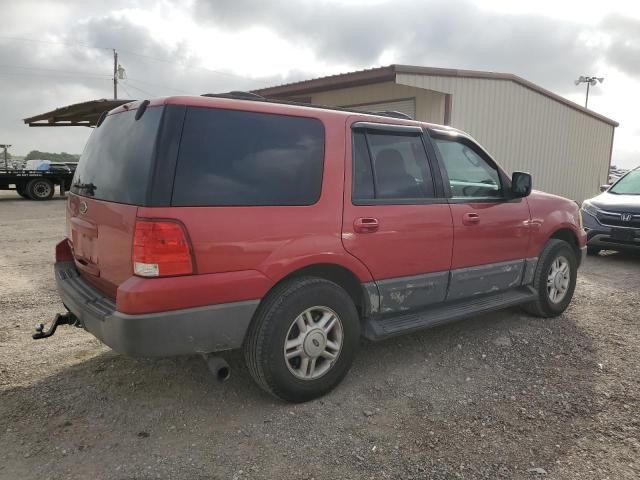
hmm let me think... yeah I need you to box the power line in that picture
[0,35,111,51]
[118,82,135,99]
[0,71,111,81]
[0,63,111,78]
[0,34,246,81]
[122,80,155,97]
[126,77,190,94]
[117,49,242,79]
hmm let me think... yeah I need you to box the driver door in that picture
[430,133,531,301]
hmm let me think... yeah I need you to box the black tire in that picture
[27,178,55,201]
[523,239,578,318]
[587,246,601,256]
[16,187,30,199]
[244,277,360,402]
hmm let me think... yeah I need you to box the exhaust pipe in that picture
[203,355,231,383]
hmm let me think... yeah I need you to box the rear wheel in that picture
[587,246,601,256]
[16,187,30,199]
[27,178,55,201]
[244,277,360,402]
[523,239,577,318]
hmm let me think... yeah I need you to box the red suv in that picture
[47,94,586,402]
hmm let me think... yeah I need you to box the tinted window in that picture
[352,132,374,200]
[434,138,502,198]
[172,108,324,206]
[352,130,435,201]
[610,169,640,195]
[72,106,163,204]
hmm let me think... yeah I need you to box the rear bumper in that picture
[54,261,259,356]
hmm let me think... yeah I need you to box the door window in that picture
[433,138,502,199]
[353,131,435,202]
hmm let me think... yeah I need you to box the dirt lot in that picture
[0,190,638,480]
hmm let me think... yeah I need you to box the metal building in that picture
[255,65,618,202]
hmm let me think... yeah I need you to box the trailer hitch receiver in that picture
[33,312,82,340]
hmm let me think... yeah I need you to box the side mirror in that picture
[511,171,532,198]
[600,184,609,192]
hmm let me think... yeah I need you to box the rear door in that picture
[342,120,453,315]
[68,104,165,297]
[429,131,531,301]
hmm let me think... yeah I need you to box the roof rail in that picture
[199,92,416,121]
[201,91,265,100]
[373,110,412,120]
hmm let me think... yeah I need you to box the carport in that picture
[23,98,132,128]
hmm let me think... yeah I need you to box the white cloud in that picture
[0,0,638,168]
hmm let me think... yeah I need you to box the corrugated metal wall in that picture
[310,81,446,124]
[397,73,615,202]
[347,98,416,119]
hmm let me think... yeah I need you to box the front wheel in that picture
[244,277,360,402]
[523,239,578,318]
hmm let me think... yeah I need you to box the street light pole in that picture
[113,49,118,100]
[585,81,590,108]
[574,75,604,109]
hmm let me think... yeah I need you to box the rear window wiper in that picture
[72,181,97,195]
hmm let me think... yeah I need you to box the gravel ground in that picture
[0,190,638,480]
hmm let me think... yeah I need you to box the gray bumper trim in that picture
[55,262,259,356]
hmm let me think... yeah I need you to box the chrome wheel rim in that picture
[547,255,570,304]
[284,306,343,380]
[34,182,52,198]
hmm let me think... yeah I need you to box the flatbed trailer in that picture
[0,169,73,200]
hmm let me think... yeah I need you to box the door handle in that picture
[462,213,481,225]
[354,217,379,233]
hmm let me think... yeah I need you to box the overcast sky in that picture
[1,0,639,168]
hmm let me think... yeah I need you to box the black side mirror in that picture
[600,184,609,192]
[511,171,532,198]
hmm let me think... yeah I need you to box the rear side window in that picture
[352,130,435,202]
[72,106,163,204]
[172,108,325,206]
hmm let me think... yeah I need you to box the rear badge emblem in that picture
[79,201,88,214]
[620,213,633,222]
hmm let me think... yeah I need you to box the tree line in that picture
[24,151,80,163]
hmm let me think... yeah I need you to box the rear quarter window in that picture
[72,106,163,204]
[171,107,325,206]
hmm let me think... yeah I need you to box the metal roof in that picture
[23,98,133,127]
[253,64,618,127]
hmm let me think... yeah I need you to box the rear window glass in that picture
[72,106,163,204]
[172,107,324,206]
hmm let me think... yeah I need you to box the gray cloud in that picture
[601,15,640,76]
[0,0,637,167]
[0,7,310,155]
[194,0,601,93]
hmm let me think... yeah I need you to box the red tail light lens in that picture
[133,220,194,277]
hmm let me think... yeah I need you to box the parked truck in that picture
[0,165,73,200]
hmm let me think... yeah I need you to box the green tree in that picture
[24,151,80,162]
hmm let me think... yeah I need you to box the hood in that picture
[587,191,640,212]
[529,189,576,205]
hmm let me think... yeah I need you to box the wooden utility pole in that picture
[113,49,118,100]
[0,144,10,170]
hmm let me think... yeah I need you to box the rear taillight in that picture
[133,220,194,277]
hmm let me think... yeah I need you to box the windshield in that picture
[610,168,640,195]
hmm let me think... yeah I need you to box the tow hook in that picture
[33,312,82,340]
